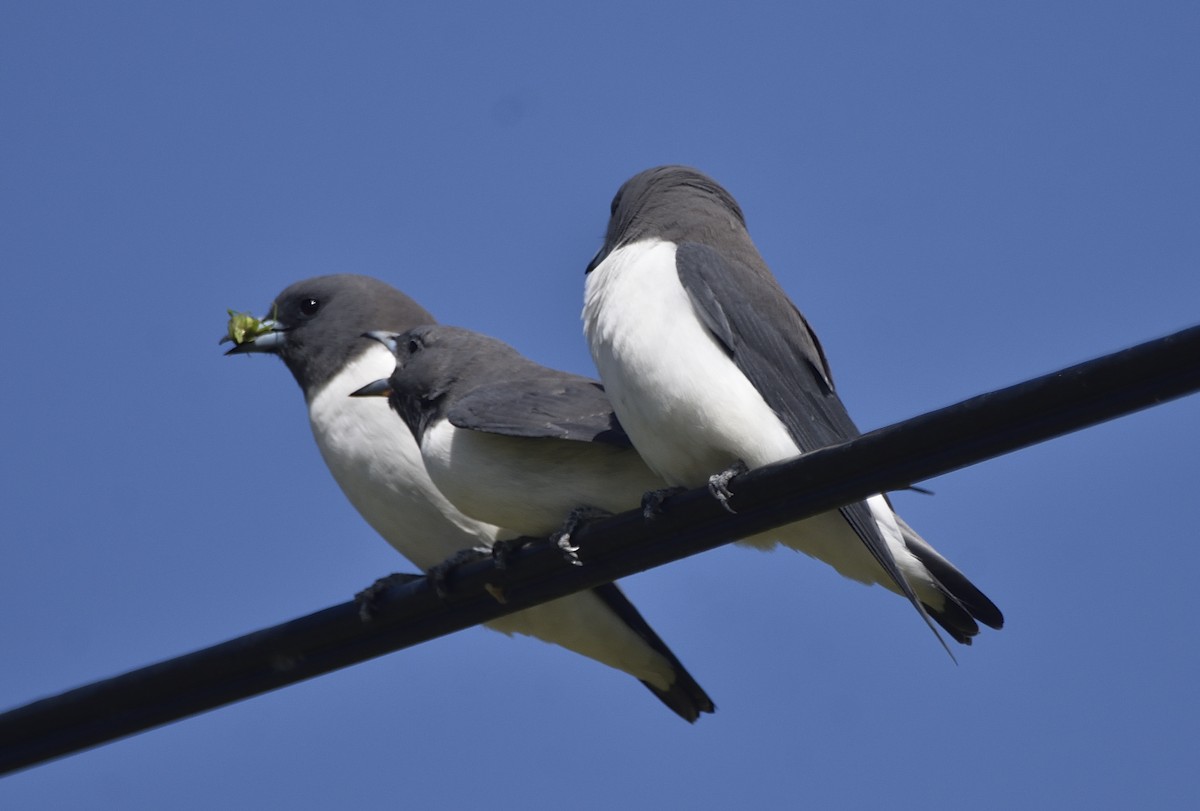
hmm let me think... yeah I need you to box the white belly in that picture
[306,342,498,571]
[584,239,924,593]
[305,343,685,685]
[421,419,665,538]
[584,239,800,485]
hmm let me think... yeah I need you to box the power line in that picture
[2,323,1198,776]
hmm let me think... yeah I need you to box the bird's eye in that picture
[407,337,422,354]
[299,297,320,316]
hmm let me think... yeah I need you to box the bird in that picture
[353,324,667,550]
[582,166,1003,647]
[223,273,714,721]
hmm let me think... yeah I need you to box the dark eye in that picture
[406,337,422,354]
[299,297,320,316]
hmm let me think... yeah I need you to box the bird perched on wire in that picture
[353,325,668,550]
[582,165,1003,648]
[223,274,713,721]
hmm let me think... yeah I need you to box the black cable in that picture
[2,323,1198,776]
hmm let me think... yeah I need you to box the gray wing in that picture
[675,242,856,446]
[675,241,947,646]
[447,376,633,447]
[591,582,715,721]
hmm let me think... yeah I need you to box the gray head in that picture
[226,274,436,398]
[375,324,531,440]
[587,165,748,272]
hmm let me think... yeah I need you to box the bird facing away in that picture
[224,273,714,721]
[582,166,1003,646]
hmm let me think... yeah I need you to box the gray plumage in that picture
[372,324,671,538]
[584,166,1002,645]
[225,274,714,721]
[385,325,632,448]
[253,274,437,398]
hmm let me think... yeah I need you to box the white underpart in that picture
[308,344,494,569]
[584,239,940,604]
[422,420,665,537]
[305,342,680,690]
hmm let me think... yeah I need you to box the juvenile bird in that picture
[356,324,666,545]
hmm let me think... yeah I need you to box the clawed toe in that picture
[354,572,424,622]
[555,534,583,566]
[551,506,610,567]
[427,547,490,598]
[490,538,526,570]
[708,459,749,514]
[641,486,687,520]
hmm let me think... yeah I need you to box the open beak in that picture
[221,319,286,355]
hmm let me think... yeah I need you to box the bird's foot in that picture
[489,538,528,570]
[428,547,490,598]
[552,506,610,566]
[354,572,424,622]
[641,486,688,520]
[708,459,749,514]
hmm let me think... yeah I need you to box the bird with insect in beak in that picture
[222,274,713,721]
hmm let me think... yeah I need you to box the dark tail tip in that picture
[591,582,716,722]
[897,517,1005,642]
[640,675,716,723]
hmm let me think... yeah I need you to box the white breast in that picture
[305,343,684,688]
[584,239,923,593]
[583,238,800,487]
[306,342,499,571]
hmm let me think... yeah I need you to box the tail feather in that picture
[894,515,1005,641]
[592,583,716,722]
[925,595,980,645]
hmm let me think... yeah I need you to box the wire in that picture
[2,323,1198,776]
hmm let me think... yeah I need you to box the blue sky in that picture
[3,3,1199,808]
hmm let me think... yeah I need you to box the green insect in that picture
[224,308,275,345]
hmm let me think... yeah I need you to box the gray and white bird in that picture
[355,324,667,544]
[225,274,714,721]
[582,166,1003,646]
